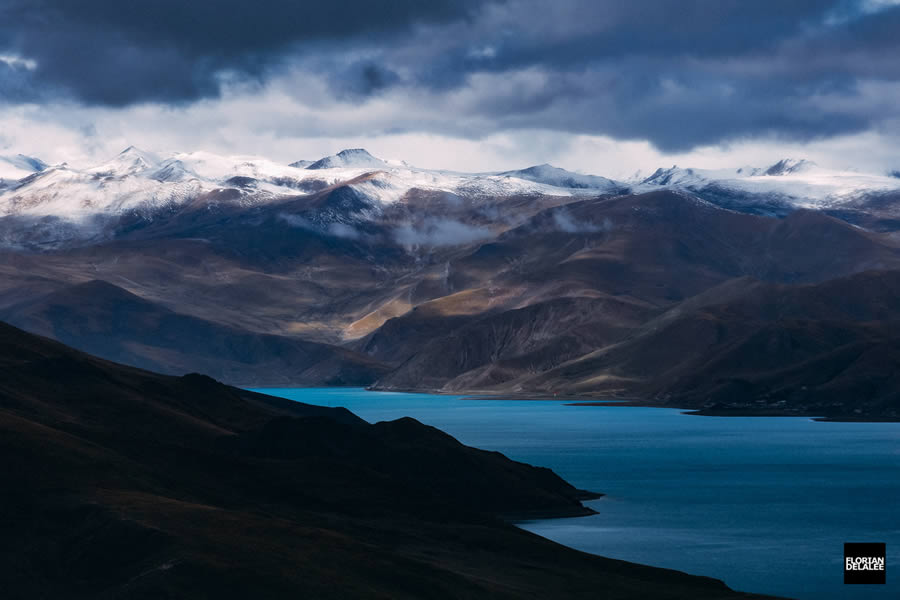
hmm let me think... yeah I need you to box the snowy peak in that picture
[150,158,194,183]
[500,164,624,192]
[0,153,48,182]
[306,148,387,170]
[641,159,819,187]
[4,144,900,252]
[634,157,900,209]
[289,159,313,169]
[87,146,161,177]
[4,154,48,173]
[641,166,703,186]
[763,158,815,176]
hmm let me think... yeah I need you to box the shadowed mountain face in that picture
[0,323,778,599]
[485,271,900,420]
[3,187,900,419]
[0,279,389,386]
[362,196,900,419]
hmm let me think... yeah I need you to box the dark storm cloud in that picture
[0,0,491,105]
[0,59,40,103]
[327,62,402,99]
[394,0,900,150]
[1,0,899,151]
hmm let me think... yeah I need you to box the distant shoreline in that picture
[248,385,900,423]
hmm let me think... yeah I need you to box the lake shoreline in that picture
[345,385,900,423]
[501,490,606,522]
[256,387,900,600]
[248,384,900,422]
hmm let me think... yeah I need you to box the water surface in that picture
[251,388,900,600]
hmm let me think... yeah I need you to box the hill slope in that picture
[498,272,900,420]
[0,279,389,386]
[367,195,900,420]
[0,322,776,599]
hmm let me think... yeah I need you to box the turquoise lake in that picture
[250,388,900,600]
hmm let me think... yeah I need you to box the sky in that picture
[1,0,899,178]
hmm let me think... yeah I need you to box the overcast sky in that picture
[1,0,899,177]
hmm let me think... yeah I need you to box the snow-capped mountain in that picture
[0,147,608,222]
[2,145,900,249]
[0,146,611,248]
[0,154,48,184]
[0,157,204,224]
[86,146,161,177]
[498,164,625,194]
[305,148,389,170]
[636,159,900,212]
[762,158,815,176]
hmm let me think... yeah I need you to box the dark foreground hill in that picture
[0,322,777,599]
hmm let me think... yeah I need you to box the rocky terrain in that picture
[2,147,900,420]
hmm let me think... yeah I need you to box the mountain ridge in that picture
[0,278,389,386]
[3,146,900,250]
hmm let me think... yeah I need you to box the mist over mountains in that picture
[2,146,900,420]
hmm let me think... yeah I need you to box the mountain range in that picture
[2,146,900,420]
[3,146,899,249]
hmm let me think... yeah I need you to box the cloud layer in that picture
[0,0,488,105]
[1,0,900,170]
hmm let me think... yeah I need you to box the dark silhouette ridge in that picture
[0,321,782,598]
